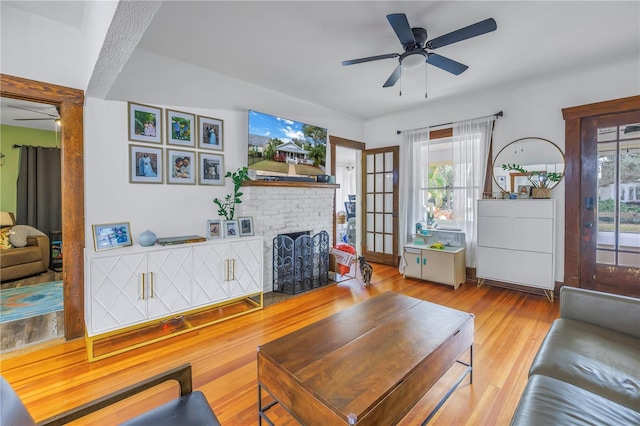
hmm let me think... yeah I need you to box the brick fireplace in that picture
[237,182,337,293]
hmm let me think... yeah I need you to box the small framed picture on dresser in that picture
[517,185,532,198]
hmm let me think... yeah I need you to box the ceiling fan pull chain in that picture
[425,65,428,99]
[399,66,402,96]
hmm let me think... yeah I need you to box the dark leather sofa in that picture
[511,286,640,425]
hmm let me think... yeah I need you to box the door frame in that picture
[1,74,85,339]
[562,95,640,292]
[330,136,365,253]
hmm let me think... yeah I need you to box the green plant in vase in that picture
[501,163,563,198]
[213,166,250,220]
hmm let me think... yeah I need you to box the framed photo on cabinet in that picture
[198,115,223,151]
[206,219,222,239]
[128,102,162,144]
[129,145,163,184]
[92,222,132,251]
[238,216,254,236]
[166,109,195,147]
[223,220,239,238]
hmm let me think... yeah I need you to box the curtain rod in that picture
[12,144,59,149]
[396,110,503,135]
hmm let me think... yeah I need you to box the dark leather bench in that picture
[1,364,220,426]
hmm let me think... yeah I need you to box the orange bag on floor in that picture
[331,244,356,275]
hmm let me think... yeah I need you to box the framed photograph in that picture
[198,115,223,151]
[206,219,222,239]
[198,152,224,185]
[238,216,254,236]
[128,102,162,144]
[167,149,196,185]
[345,201,356,215]
[518,185,532,198]
[166,109,195,147]
[223,220,239,238]
[129,145,163,184]
[92,222,132,251]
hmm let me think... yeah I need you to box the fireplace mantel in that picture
[243,180,339,189]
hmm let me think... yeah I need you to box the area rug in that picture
[0,281,63,323]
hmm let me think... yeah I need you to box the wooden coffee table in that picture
[257,292,474,425]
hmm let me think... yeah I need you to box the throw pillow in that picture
[8,225,46,248]
[0,227,14,250]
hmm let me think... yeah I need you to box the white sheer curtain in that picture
[451,117,493,267]
[398,128,430,273]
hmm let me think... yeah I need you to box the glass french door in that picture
[363,146,399,266]
[581,110,640,296]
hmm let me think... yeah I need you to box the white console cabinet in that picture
[403,245,466,289]
[85,237,263,360]
[476,199,555,300]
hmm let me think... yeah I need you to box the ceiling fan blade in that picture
[342,53,399,66]
[383,64,403,88]
[426,18,497,49]
[427,53,468,75]
[387,13,415,46]
[8,104,59,118]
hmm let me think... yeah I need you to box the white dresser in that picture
[476,199,555,300]
[84,236,263,359]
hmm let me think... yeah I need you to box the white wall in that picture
[83,97,363,251]
[363,56,640,283]
[1,2,117,91]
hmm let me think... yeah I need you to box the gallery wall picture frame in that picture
[128,102,162,144]
[198,115,224,151]
[92,222,132,251]
[129,144,163,184]
[167,149,196,185]
[198,152,224,185]
[223,220,239,238]
[166,109,196,147]
[206,219,222,239]
[496,175,507,189]
[238,216,254,237]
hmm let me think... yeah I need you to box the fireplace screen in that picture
[273,230,329,294]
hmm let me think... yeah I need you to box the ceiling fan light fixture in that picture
[401,52,426,69]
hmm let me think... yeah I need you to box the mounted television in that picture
[248,110,327,180]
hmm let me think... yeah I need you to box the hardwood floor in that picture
[0,263,559,425]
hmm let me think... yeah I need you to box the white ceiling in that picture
[2,1,639,125]
[130,1,639,119]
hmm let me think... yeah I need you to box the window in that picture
[416,138,456,226]
[407,117,494,267]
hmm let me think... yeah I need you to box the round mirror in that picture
[493,137,565,193]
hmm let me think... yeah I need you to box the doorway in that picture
[0,97,64,351]
[1,74,85,347]
[330,136,365,259]
[580,110,640,296]
[563,95,640,297]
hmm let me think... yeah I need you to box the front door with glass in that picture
[581,110,640,296]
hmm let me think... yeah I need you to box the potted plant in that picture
[501,163,563,198]
[213,166,250,220]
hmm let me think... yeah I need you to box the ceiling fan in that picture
[8,104,60,122]
[342,13,497,88]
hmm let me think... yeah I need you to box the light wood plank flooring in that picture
[0,263,559,425]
